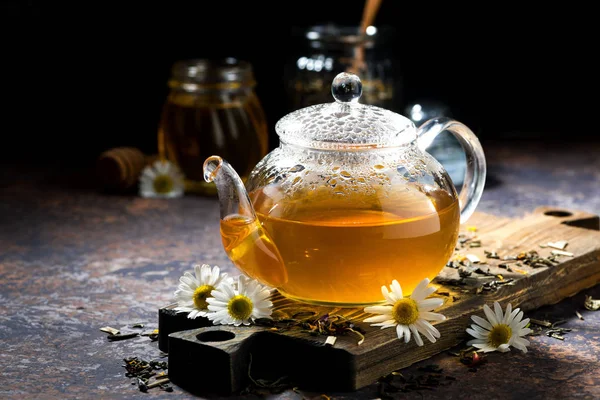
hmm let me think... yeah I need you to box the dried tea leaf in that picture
[584,295,600,311]
[100,326,120,335]
[547,240,568,250]
[530,319,552,327]
[108,333,139,341]
[484,250,500,259]
[551,250,574,257]
[466,254,481,264]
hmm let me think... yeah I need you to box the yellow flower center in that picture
[227,294,253,321]
[153,175,174,194]
[488,324,512,348]
[392,298,419,325]
[193,284,215,310]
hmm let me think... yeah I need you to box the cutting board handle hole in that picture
[544,210,573,217]
[197,330,236,342]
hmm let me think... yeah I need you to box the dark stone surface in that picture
[0,140,599,399]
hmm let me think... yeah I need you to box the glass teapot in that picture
[204,73,486,306]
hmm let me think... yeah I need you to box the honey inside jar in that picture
[220,184,459,306]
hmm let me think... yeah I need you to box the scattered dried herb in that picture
[141,329,159,341]
[123,357,170,393]
[547,240,568,250]
[527,319,574,341]
[131,323,145,329]
[325,336,337,347]
[100,326,120,335]
[584,295,600,311]
[466,254,481,264]
[377,364,455,397]
[530,319,552,328]
[108,333,139,341]
[475,278,515,294]
[255,313,366,345]
[551,250,574,257]
[484,250,500,259]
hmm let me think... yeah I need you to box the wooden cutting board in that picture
[159,206,600,395]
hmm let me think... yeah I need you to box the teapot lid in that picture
[276,73,416,149]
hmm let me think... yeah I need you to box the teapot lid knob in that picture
[331,72,362,103]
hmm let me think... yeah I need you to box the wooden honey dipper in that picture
[96,147,158,191]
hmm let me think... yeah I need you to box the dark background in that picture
[1,1,595,165]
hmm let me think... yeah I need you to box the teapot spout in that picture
[203,155,256,221]
[203,156,287,288]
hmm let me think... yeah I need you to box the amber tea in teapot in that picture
[207,73,486,306]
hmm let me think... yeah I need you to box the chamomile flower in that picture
[363,278,446,346]
[139,160,184,198]
[466,301,531,353]
[206,275,273,326]
[173,264,233,319]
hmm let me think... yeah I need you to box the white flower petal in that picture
[364,314,391,323]
[419,311,446,322]
[254,289,271,302]
[372,322,397,329]
[415,320,436,343]
[237,275,246,294]
[222,282,236,298]
[519,328,532,336]
[364,305,393,315]
[503,303,513,324]
[505,308,519,325]
[479,345,499,353]
[179,276,197,289]
[411,286,436,302]
[410,278,430,301]
[469,324,491,336]
[483,304,499,325]
[511,340,527,353]
[206,300,228,308]
[403,325,411,343]
[471,315,493,330]
[409,324,423,346]
[467,338,486,346]
[417,298,444,312]
[516,318,530,330]
[497,343,511,352]
[418,319,441,339]
[494,302,504,323]
[391,280,403,299]
[255,300,272,309]
[466,328,488,340]
[212,289,230,302]
[209,266,221,286]
[382,285,397,304]
[396,324,404,340]
[200,264,212,284]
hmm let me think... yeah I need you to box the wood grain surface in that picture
[163,206,600,394]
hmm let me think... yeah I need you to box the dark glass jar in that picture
[158,58,268,195]
[284,24,401,112]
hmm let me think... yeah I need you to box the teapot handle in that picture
[416,117,486,223]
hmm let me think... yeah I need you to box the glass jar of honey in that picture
[158,58,268,195]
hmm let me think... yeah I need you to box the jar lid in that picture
[275,73,415,149]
